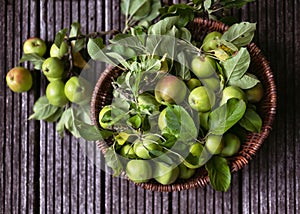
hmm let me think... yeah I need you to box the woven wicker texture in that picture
[90,18,277,192]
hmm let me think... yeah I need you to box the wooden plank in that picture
[0,0,7,212]
[4,2,18,213]
[284,1,296,214]
[19,0,38,213]
[171,191,179,214]
[179,190,188,213]
[263,0,277,213]
[275,0,287,213]
[196,188,205,214]
[294,0,300,212]
[255,1,270,212]
[229,173,240,213]
[188,189,197,214]
[205,186,215,213]
[61,1,72,213]
[145,190,154,214]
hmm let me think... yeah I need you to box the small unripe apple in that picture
[202,31,222,52]
[205,135,224,155]
[186,78,202,91]
[155,75,187,104]
[153,162,179,185]
[188,86,216,112]
[6,67,32,93]
[50,41,68,58]
[191,55,216,78]
[46,80,69,107]
[23,38,47,56]
[42,57,65,80]
[220,86,246,105]
[126,160,152,183]
[64,76,92,105]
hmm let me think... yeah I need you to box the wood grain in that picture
[0,0,299,213]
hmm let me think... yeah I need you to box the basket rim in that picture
[90,17,277,192]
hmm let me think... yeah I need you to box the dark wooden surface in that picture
[0,0,299,213]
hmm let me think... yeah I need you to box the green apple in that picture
[46,80,69,107]
[183,143,209,169]
[245,82,264,103]
[126,160,152,183]
[220,133,241,157]
[64,76,92,105]
[42,57,65,80]
[189,142,204,157]
[23,37,47,56]
[155,75,187,104]
[198,111,210,130]
[137,92,160,112]
[202,31,222,52]
[186,78,202,91]
[205,135,224,155]
[201,76,220,92]
[50,41,68,58]
[191,55,216,78]
[220,86,246,105]
[98,106,113,129]
[119,144,137,159]
[158,108,168,131]
[188,86,216,112]
[178,163,196,180]
[153,161,179,185]
[133,138,162,159]
[6,67,32,93]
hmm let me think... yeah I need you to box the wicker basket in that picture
[90,18,277,192]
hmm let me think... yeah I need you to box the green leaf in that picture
[204,0,212,11]
[105,146,123,176]
[110,34,145,55]
[228,73,260,89]
[162,105,198,141]
[87,38,115,65]
[148,16,179,35]
[19,53,45,70]
[110,44,136,59]
[73,38,85,52]
[54,28,68,47]
[74,119,113,141]
[222,22,256,48]
[175,51,191,80]
[66,108,81,138]
[56,108,72,137]
[222,47,251,81]
[121,0,131,17]
[56,107,82,138]
[239,107,262,133]
[209,99,246,135]
[69,22,81,38]
[220,39,238,52]
[129,0,150,20]
[139,0,161,22]
[29,96,60,121]
[44,107,64,122]
[127,115,142,129]
[106,52,130,68]
[179,27,192,42]
[159,4,196,28]
[205,156,231,192]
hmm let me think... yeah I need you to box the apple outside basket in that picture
[90,18,277,192]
